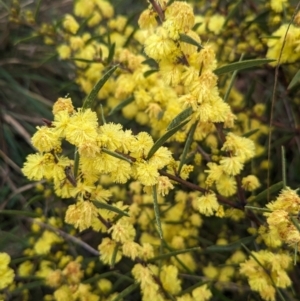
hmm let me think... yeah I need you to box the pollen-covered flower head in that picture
[164,1,195,33]
[144,27,181,62]
[53,97,75,115]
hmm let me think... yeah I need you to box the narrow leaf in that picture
[107,43,115,64]
[167,107,193,131]
[144,69,158,77]
[247,181,283,203]
[288,69,300,90]
[149,246,201,262]
[82,65,118,110]
[152,185,163,239]
[141,58,158,68]
[244,206,271,213]
[206,236,255,252]
[242,128,259,138]
[112,283,139,301]
[109,96,134,116]
[92,200,129,217]
[10,281,44,294]
[179,33,203,50]
[178,122,197,174]
[223,53,244,102]
[223,0,242,28]
[110,245,119,269]
[0,210,40,217]
[214,59,275,76]
[102,148,133,164]
[147,119,190,159]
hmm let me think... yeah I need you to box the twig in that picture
[27,217,100,256]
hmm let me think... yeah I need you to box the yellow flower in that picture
[98,123,124,150]
[65,201,98,231]
[52,97,74,116]
[205,162,224,186]
[63,14,79,34]
[242,175,260,191]
[207,14,225,34]
[34,230,63,255]
[165,1,195,33]
[22,153,55,181]
[220,156,244,176]
[157,176,174,196]
[144,28,181,62]
[138,9,158,29]
[160,265,181,295]
[108,218,136,243]
[192,284,212,301]
[31,126,61,152]
[216,174,237,196]
[197,192,219,216]
[221,133,255,162]
[132,160,159,186]
[0,253,14,290]
[57,44,71,60]
[95,0,114,18]
[53,285,73,301]
[65,108,98,146]
[18,260,34,277]
[98,238,122,265]
[270,0,287,12]
[45,269,62,288]
[62,261,83,284]
[130,132,153,158]
[122,241,141,260]
[240,251,292,301]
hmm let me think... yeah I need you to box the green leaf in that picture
[149,246,201,262]
[242,128,259,138]
[167,107,193,131]
[206,236,255,252]
[107,43,115,64]
[144,69,158,77]
[147,119,190,160]
[223,0,242,28]
[24,195,44,208]
[10,281,45,294]
[108,96,134,115]
[110,245,119,269]
[101,148,133,164]
[91,200,129,217]
[141,58,158,68]
[214,59,275,76]
[179,33,203,50]
[124,27,138,48]
[288,69,300,90]
[112,283,139,301]
[0,210,40,217]
[152,185,163,239]
[82,64,118,110]
[244,206,271,213]
[247,181,283,203]
[223,53,244,102]
[14,34,40,45]
[178,122,197,174]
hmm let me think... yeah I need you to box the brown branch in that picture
[149,0,165,23]
[27,217,100,256]
[159,170,241,209]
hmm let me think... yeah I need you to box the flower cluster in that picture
[262,187,300,248]
[240,250,291,301]
[22,97,173,230]
[0,253,14,291]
